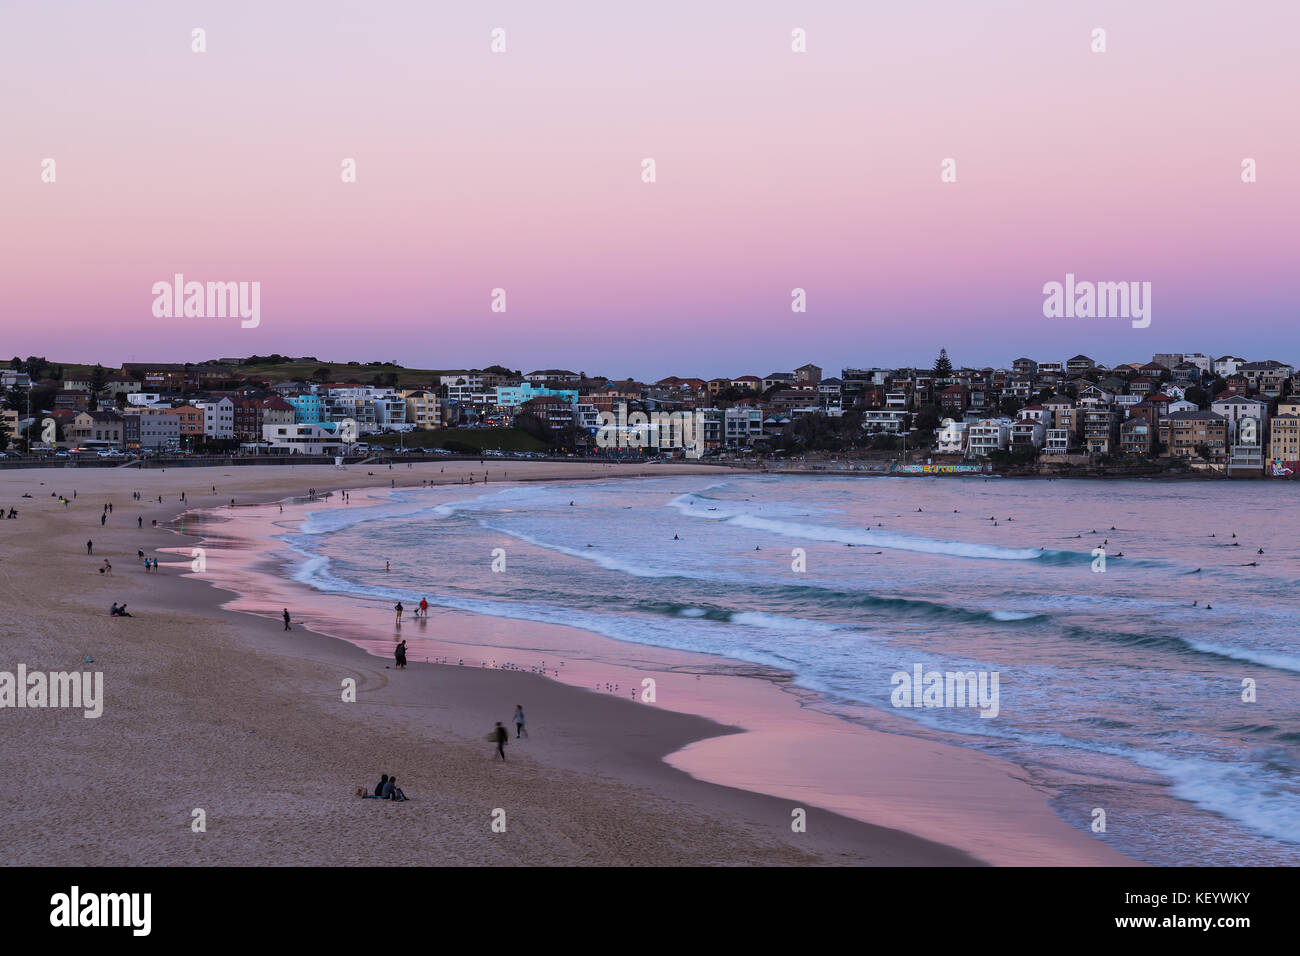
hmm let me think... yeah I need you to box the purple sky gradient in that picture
[2,0,1297,379]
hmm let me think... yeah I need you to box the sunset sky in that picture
[2,0,1296,379]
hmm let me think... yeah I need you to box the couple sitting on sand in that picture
[110,603,132,617]
[357,773,408,801]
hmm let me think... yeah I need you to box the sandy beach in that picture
[0,460,1135,866]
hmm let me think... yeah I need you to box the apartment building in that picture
[935,419,967,454]
[198,397,235,439]
[967,419,1011,456]
[1159,411,1228,459]
[70,410,124,447]
[1210,395,1269,442]
[262,423,346,456]
[1119,417,1154,456]
[170,404,205,438]
[496,383,578,409]
[400,389,440,429]
[1267,414,1300,463]
[1083,406,1121,455]
[723,407,763,446]
[1009,419,1045,451]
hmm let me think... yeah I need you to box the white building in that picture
[262,423,347,455]
[723,407,763,446]
[1009,419,1046,450]
[1211,394,1270,441]
[936,419,967,454]
[197,397,235,439]
[862,409,909,433]
[1044,428,1072,454]
[1213,356,1246,378]
[966,418,1012,456]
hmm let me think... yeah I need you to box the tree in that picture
[932,348,954,379]
[22,356,49,378]
[513,411,552,444]
[914,403,943,431]
[28,382,57,416]
[89,364,109,410]
[999,396,1024,417]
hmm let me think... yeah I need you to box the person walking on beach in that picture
[87,540,93,555]
[100,513,106,526]
[395,639,407,669]
[419,597,428,619]
[138,516,143,528]
[494,721,509,760]
[514,705,527,739]
[283,608,292,631]
[394,602,404,625]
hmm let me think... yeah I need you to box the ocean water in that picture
[280,474,1300,865]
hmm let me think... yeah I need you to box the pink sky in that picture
[1,0,1297,378]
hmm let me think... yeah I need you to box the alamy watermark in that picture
[1,665,103,718]
[890,663,999,718]
[1042,273,1150,329]
[152,273,260,328]
[50,886,150,936]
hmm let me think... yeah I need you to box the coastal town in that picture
[1,350,1297,476]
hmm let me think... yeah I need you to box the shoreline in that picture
[180,464,1135,866]
[0,461,1136,865]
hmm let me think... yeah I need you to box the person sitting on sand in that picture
[374,774,388,797]
[110,602,119,616]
